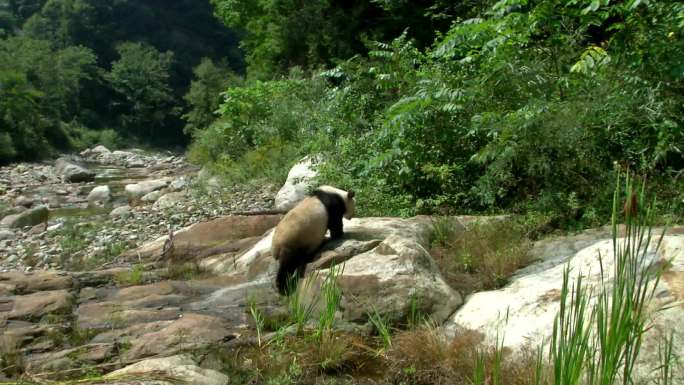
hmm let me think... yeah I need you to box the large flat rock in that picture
[4,289,74,321]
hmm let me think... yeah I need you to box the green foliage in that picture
[0,35,96,162]
[22,0,95,48]
[183,57,241,134]
[210,0,460,80]
[549,173,666,385]
[114,263,144,286]
[0,0,242,162]
[197,0,683,225]
[105,42,174,136]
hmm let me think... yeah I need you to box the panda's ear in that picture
[348,190,355,199]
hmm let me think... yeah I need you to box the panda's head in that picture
[316,185,356,219]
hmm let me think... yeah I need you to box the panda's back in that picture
[272,196,328,254]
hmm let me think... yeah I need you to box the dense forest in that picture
[2,0,683,226]
[0,0,242,160]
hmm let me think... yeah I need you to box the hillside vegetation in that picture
[0,0,242,162]
[190,0,683,226]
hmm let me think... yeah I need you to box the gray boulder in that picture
[153,192,185,210]
[14,195,35,208]
[125,179,168,201]
[0,229,15,240]
[141,190,163,203]
[0,205,48,229]
[110,205,132,218]
[55,157,95,183]
[200,215,461,325]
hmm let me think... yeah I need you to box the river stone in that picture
[126,158,146,168]
[14,195,35,208]
[55,157,96,183]
[141,190,163,203]
[81,145,111,157]
[105,354,230,385]
[169,176,188,191]
[153,192,184,210]
[87,185,111,206]
[0,229,15,241]
[0,205,48,228]
[125,179,168,200]
[110,205,132,218]
[274,156,320,211]
[25,343,115,373]
[299,232,462,325]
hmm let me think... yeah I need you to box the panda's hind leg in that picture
[275,247,310,295]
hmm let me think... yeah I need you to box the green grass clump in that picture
[430,217,535,295]
[547,173,668,385]
[114,263,145,286]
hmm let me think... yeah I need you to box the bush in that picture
[189,0,683,227]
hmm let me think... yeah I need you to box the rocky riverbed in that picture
[0,146,277,272]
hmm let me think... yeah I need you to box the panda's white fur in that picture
[271,185,355,294]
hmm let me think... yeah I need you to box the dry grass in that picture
[213,331,383,384]
[430,217,535,294]
[387,327,540,385]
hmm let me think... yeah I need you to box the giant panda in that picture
[271,185,356,295]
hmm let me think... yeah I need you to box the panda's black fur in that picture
[271,186,355,295]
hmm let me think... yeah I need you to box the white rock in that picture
[169,176,188,191]
[274,156,320,211]
[86,185,111,206]
[442,228,684,383]
[112,150,135,158]
[91,145,110,154]
[141,190,164,203]
[126,158,146,168]
[47,223,63,232]
[105,354,230,385]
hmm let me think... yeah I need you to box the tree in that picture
[0,35,95,120]
[105,41,174,136]
[209,0,456,79]
[0,70,46,161]
[182,57,240,134]
[22,0,95,48]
